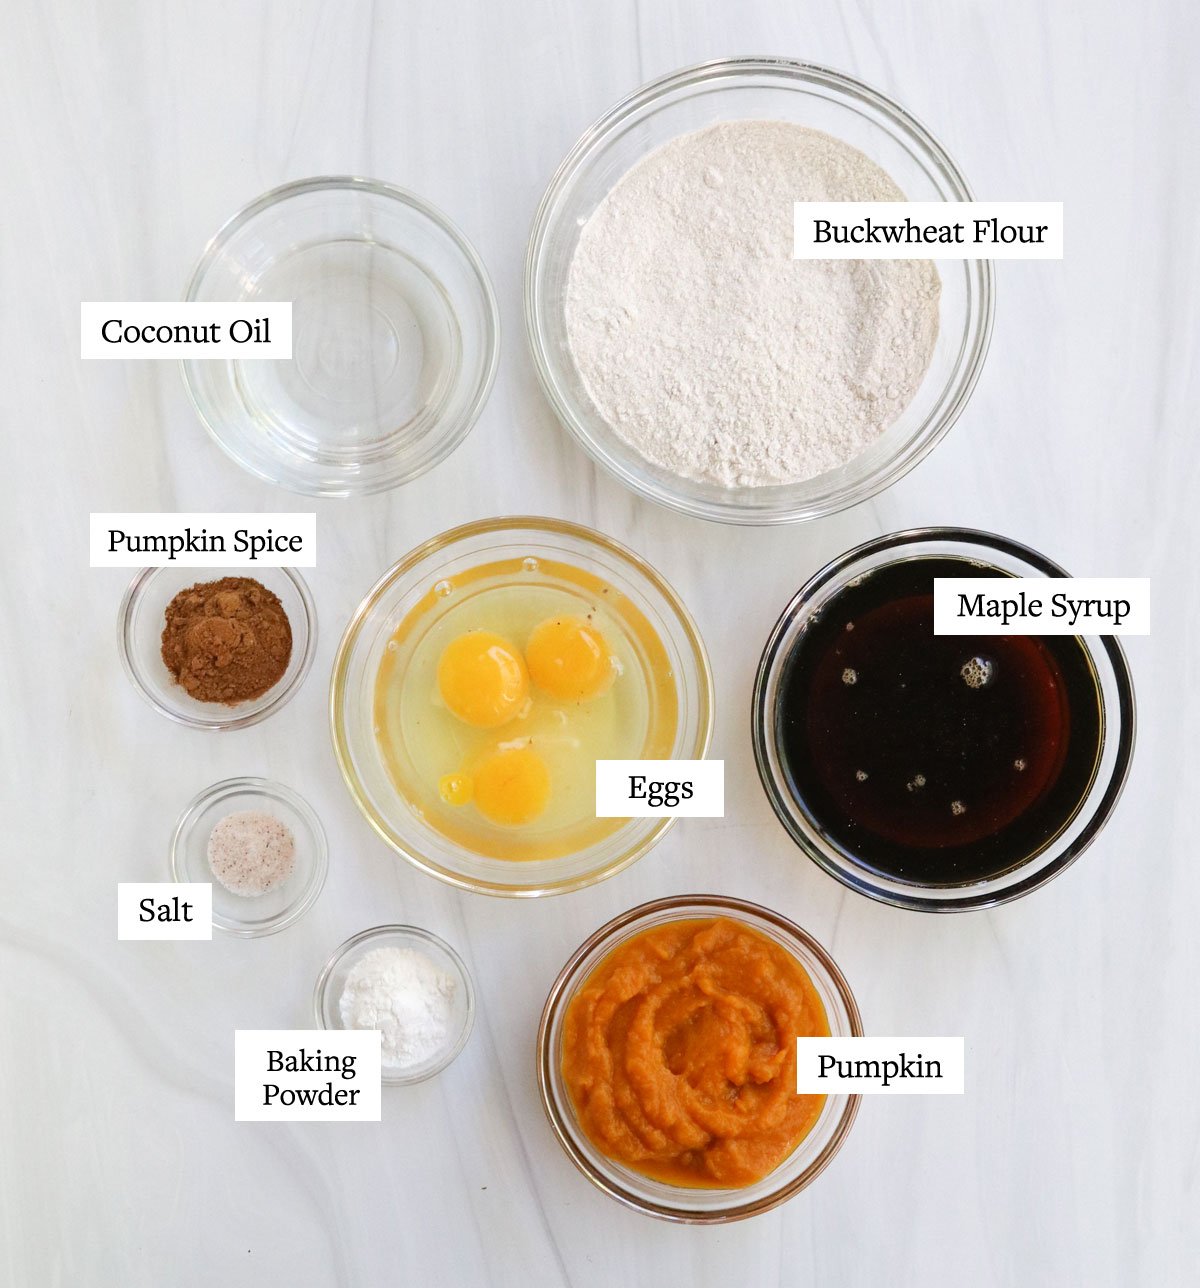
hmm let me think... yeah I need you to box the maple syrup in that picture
[776,558,1104,885]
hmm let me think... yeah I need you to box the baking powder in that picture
[565,120,941,487]
[338,946,457,1069]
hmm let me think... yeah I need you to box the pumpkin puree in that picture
[561,917,829,1188]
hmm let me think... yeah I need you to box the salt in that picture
[207,810,295,896]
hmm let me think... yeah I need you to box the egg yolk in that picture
[438,773,473,806]
[437,630,529,728]
[525,616,614,702]
[472,746,551,826]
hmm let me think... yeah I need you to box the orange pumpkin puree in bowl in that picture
[560,916,829,1188]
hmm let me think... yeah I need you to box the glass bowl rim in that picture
[524,55,995,526]
[751,525,1138,911]
[329,514,716,898]
[117,565,317,731]
[536,893,863,1223]
[181,174,501,498]
[168,774,329,937]
[312,922,477,1085]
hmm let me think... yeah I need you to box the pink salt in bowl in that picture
[170,776,328,937]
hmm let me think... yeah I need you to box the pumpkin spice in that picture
[161,577,292,704]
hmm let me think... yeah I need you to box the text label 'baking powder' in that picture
[234,1030,382,1122]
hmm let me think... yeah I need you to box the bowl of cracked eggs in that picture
[330,516,714,896]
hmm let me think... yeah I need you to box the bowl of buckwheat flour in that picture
[525,58,993,524]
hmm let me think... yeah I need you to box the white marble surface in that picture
[3,1,1197,1284]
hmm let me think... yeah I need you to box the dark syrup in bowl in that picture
[776,557,1104,886]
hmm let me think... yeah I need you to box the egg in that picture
[438,773,473,806]
[437,630,529,728]
[472,745,551,826]
[375,555,672,863]
[526,616,614,702]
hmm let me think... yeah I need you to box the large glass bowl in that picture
[525,58,994,525]
[184,177,499,497]
[752,528,1137,910]
[330,517,714,896]
[537,895,862,1222]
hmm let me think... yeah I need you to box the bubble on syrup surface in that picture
[434,579,453,598]
[960,656,994,689]
[950,799,967,816]
[842,667,858,685]
[522,557,539,573]
[855,769,869,782]
[1014,757,1027,772]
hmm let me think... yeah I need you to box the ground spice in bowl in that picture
[161,576,292,704]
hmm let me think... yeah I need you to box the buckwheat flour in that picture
[564,121,941,487]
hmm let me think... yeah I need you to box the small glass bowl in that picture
[184,177,500,497]
[330,516,714,897]
[525,57,993,525]
[118,565,316,730]
[752,528,1137,911]
[314,925,476,1086]
[538,895,862,1222]
[170,776,328,937]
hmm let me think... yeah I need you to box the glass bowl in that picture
[752,528,1137,911]
[118,565,316,730]
[184,177,500,497]
[170,776,328,937]
[313,925,475,1086]
[330,516,714,897]
[525,57,993,525]
[537,895,862,1222]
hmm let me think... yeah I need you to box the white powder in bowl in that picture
[206,810,296,896]
[564,120,941,488]
[338,946,458,1070]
